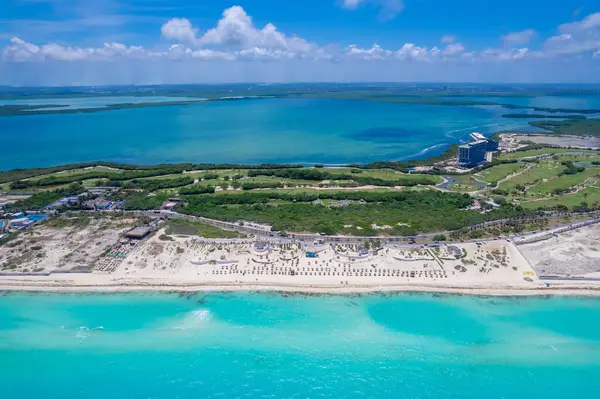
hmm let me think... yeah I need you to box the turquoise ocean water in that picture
[0,97,541,170]
[1,292,600,398]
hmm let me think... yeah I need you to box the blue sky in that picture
[1,0,600,85]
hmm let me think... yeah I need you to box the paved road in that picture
[120,209,600,246]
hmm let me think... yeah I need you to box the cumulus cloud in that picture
[346,43,391,60]
[442,43,465,56]
[199,6,312,53]
[482,47,529,61]
[346,43,444,62]
[3,37,238,62]
[161,18,198,43]
[502,29,536,45]
[395,44,438,61]
[3,37,151,62]
[580,12,600,29]
[5,7,600,67]
[543,12,600,56]
[160,6,316,59]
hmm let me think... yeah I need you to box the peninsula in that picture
[2,135,600,295]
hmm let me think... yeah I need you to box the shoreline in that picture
[2,279,600,297]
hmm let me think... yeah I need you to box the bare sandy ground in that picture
[0,216,134,273]
[0,221,550,294]
[2,218,600,296]
[519,223,600,276]
[511,134,600,148]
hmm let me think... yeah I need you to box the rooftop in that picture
[459,140,487,148]
[470,132,487,141]
[125,226,152,239]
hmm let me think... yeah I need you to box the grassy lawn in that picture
[26,166,117,182]
[521,186,600,209]
[476,163,523,184]
[214,187,393,195]
[525,168,600,197]
[329,168,443,183]
[447,175,487,192]
[165,219,244,238]
[553,154,600,163]
[498,161,563,191]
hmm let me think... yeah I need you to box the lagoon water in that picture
[1,292,600,398]
[0,97,539,170]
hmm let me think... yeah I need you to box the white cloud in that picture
[2,36,238,62]
[2,37,41,61]
[6,7,600,67]
[395,43,436,61]
[340,0,405,21]
[482,47,529,61]
[165,44,192,60]
[442,43,465,56]
[580,12,600,29]
[3,37,152,62]
[543,12,600,56]
[346,43,446,62]
[346,43,391,60]
[160,6,316,59]
[191,48,236,61]
[502,29,536,45]
[161,18,198,43]
[342,0,365,9]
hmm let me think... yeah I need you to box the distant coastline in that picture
[2,94,600,117]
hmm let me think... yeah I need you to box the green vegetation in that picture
[179,185,216,195]
[117,192,168,211]
[530,119,600,136]
[117,177,194,192]
[497,147,596,161]
[476,163,523,184]
[561,161,585,175]
[0,162,302,185]
[3,142,600,236]
[468,230,483,239]
[165,219,244,238]
[247,168,441,186]
[43,215,92,229]
[178,190,530,235]
[521,187,600,210]
[4,183,85,211]
[446,175,487,192]
[502,113,587,119]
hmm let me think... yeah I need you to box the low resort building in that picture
[124,226,152,240]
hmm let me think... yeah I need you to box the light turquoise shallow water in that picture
[1,292,599,398]
[0,98,539,170]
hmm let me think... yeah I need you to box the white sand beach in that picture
[3,215,600,295]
